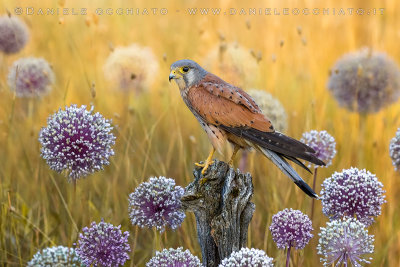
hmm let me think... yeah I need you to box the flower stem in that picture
[286,245,292,267]
[153,228,162,252]
[73,179,76,202]
[130,226,139,265]
[310,167,318,220]
[358,113,367,165]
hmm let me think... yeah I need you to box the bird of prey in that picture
[169,59,325,198]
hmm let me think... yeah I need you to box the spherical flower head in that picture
[146,247,201,267]
[103,43,159,93]
[247,89,287,132]
[202,42,259,88]
[39,105,115,181]
[75,219,130,267]
[269,208,313,250]
[327,48,400,113]
[219,248,274,267]
[317,217,374,267]
[389,128,400,170]
[0,15,29,54]
[27,246,83,266]
[8,57,55,98]
[320,167,386,226]
[300,130,336,167]
[129,176,185,233]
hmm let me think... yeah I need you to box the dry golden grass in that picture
[1,0,400,266]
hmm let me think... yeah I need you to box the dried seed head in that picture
[247,89,287,132]
[203,42,259,88]
[103,43,159,93]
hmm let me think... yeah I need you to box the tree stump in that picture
[181,160,255,267]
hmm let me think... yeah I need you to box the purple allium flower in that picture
[317,218,374,267]
[75,219,130,267]
[389,128,400,170]
[8,57,55,98]
[320,167,386,226]
[146,247,201,267]
[219,248,274,267]
[129,177,185,233]
[327,48,400,113]
[269,208,313,250]
[39,105,115,181]
[300,130,336,168]
[28,246,83,266]
[0,15,29,54]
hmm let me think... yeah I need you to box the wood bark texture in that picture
[181,160,255,267]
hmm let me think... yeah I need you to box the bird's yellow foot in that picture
[195,162,206,167]
[195,158,214,175]
[195,147,216,175]
[228,145,240,167]
[196,159,214,186]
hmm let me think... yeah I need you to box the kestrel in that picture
[169,59,325,198]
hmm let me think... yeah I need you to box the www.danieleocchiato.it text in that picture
[13,7,385,16]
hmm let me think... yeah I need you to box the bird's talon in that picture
[195,162,205,168]
[200,159,214,174]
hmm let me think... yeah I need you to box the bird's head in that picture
[169,59,207,90]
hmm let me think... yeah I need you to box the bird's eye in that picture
[182,66,189,72]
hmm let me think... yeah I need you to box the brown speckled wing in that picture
[198,73,262,113]
[186,73,325,167]
[188,73,275,132]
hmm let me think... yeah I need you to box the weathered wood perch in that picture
[181,160,255,267]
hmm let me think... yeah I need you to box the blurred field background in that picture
[1,0,400,266]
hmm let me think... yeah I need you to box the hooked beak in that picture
[169,73,175,82]
[169,69,181,82]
